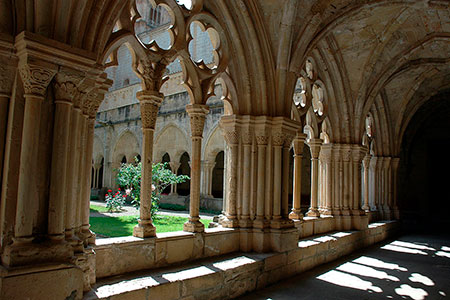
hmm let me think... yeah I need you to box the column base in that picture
[133,221,156,238]
[341,209,351,216]
[306,209,320,217]
[239,217,252,228]
[352,209,365,216]
[79,227,96,246]
[252,218,270,229]
[270,218,294,229]
[289,209,303,220]
[2,239,73,267]
[320,209,333,216]
[183,220,205,232]
[221,216,240,228]
[0,263,83,300]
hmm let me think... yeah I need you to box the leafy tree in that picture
[116,158,189,218]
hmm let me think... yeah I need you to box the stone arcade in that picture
[0,1,449,299]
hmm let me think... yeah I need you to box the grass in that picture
[89,215,212,237]
[90,205,111,213]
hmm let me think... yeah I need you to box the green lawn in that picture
[90,205,111,213]
[90,215,211,237]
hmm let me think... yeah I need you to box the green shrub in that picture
[115,158,189,218]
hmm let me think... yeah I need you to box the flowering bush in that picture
[116,158,189,218]
[104,188,126,212]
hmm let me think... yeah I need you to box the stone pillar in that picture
[332,145,342,215]
[0,93,9,189]
[47,74,76,242]
[369,156,378,211]
[382,157,392,219]
[272,132,284,222]
[289,133,307,220]
[169,162,180,195]
[240,128,253,227]
[281,134,293,219]
[351,145,365,216]
[391,157,400,219]
[320,144,333,215]
[341,145,352,216]
[362,154,371,211]
[133,90,162,238]
[183,104,209,232]
[254,129,269,228]
[14,63,56,245]
[306,138,322,217]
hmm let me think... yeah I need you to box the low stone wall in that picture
[87,221,399,300]
[95,228,240,279]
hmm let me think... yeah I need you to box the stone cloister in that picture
[0,0,449,299]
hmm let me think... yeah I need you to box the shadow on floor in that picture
[238,234,450,300]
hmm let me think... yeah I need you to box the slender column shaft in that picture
[289,134,306,220]
[70,109,83,236]
[65,107,77,238]
[15,94,44,240]
[281,144,291,218]
[184,104,209,232]
[362,155,371,211]
[75,113,86,233]
[241,142,251,220]
[272,145,282,219]
[332,146,341,215]
[0,95,9,189]
[133,91,162,238]
[306,139,322,217]
[320,145,332,215]
[81,118,95,239]
[341,146,351,215]
[48,99,72,241]
[256,144,266,220]
[391,157,400,218]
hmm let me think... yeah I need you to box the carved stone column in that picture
[351,145,365,215]
[369,156,378,211]
[362,154,371,212]
[133,90,162,238]
[320,144,333,215]
[382,157,392,219]
[0,63,14,189]
[332,145,342,215]
[254,128,269,228]
[14,63,56,244]
[341,145,352,216]
[47,72,78,242]
[272,132,284,221]
[169,162,180,195]
[391,157,400,219]
[184,104,209,232]
[240,127,253,227]
[306,138,322,217]
[289,133,307,220]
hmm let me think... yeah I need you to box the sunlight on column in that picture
[337,262,399,281]
[392,241,435,251]
[395,284,428,300]
[317,270,382,293]
[435,251,450,258]
[409,273,434,286]
[381,244,427,255]
[353,256,408,271]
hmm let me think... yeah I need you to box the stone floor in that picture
[238,234,450,300]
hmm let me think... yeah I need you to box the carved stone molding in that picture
[19,64,56,97]
[137,90,163,130]
[241,129,253,145]
[0,65,15,96]
[54,69,85,102]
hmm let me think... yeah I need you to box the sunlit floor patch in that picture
[409,273,434,286]
[317,270,382,293]
[337,262,399,281]
[395,284,428,300]
[353,256,408,271]
[392,241,435,251]
[441,246,450,252]
[381,244,427,255]
[435,251,450,258]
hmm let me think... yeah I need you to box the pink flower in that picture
[105,194,108,197]
[107,189,112,193]
[118,188,121,191]
[122,195,126,198]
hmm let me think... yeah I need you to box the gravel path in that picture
[90,200,215,220]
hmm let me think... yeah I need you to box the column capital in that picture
[186,104,209,138]
[341,144,352,162]
[54,68,85,103]
[308,138,323,158]
[169,161,181,172]
[320,144,333,162]
[382,156,392,169]
[351,145,367,163]
[391,157,400,169]
[292,133,307,155]
[19,63,56,97]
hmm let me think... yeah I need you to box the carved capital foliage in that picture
[255,133,269,146]
[241,129,253,145]
[224,129,240,145]
[19,64,56,97]
[272,132,285,147]
[54,70,85,102]
[186,104,208,137]
[141,101,160,129]
[137,90,163,129]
